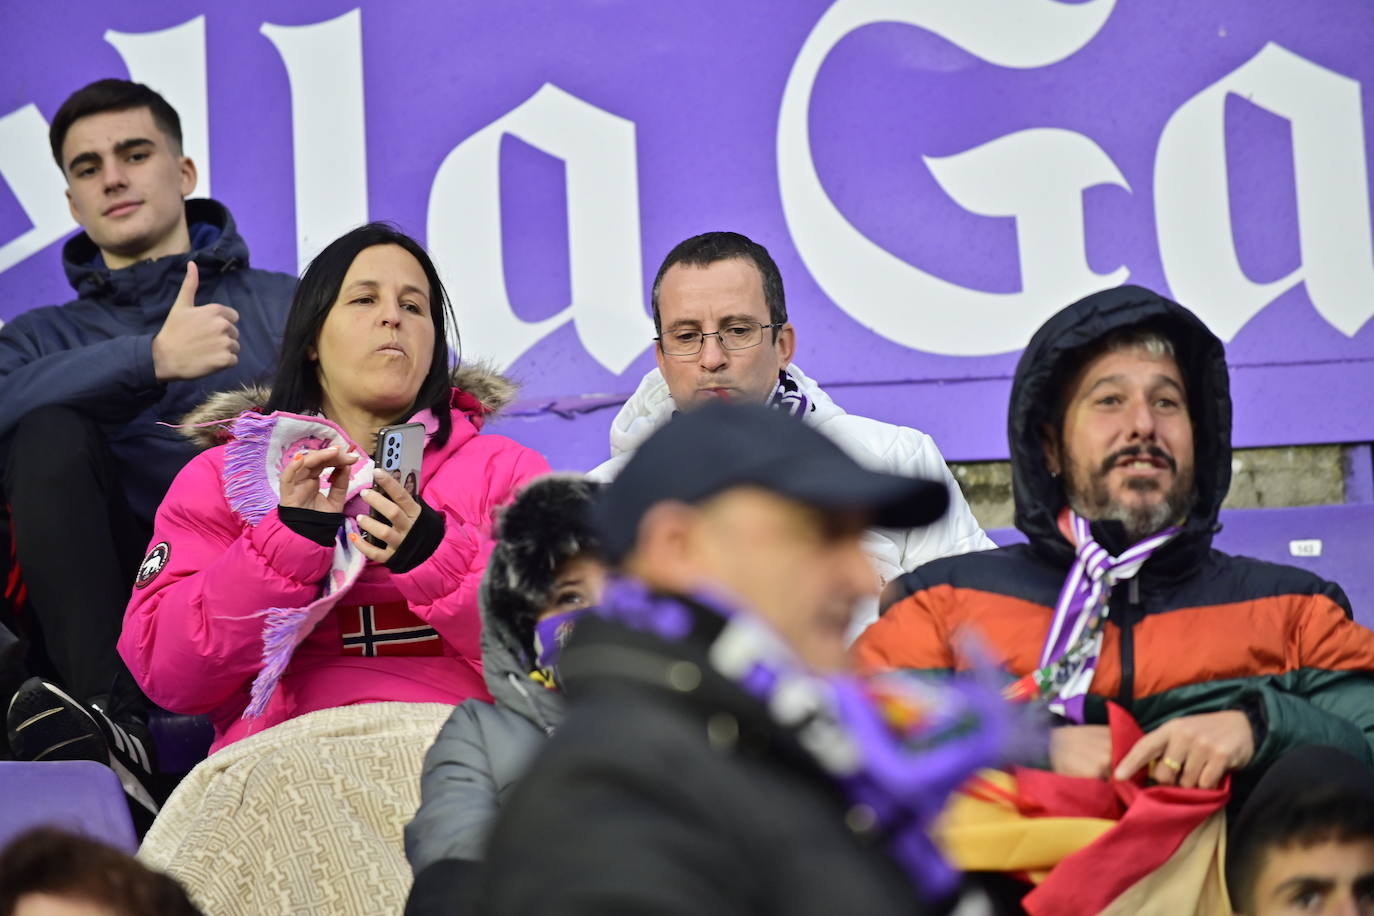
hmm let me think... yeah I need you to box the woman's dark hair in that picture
[0,827,202,916]
[265,223,459,448]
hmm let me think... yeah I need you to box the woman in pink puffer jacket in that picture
[119,223,549,753]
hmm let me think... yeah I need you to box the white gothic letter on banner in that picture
[1156,42,1374,340]
[426,83,652,373]
[0,105,75,275]
[262,10,369,273]
[106,16,211,197]
[924,129,1129,307]
[778,0,1120,356]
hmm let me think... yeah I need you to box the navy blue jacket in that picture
[0,199,295,521]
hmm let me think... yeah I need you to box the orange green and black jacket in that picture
[855,285,1374,777]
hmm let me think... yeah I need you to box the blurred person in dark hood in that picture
[403,473,604,915]
[858,285,1374,797]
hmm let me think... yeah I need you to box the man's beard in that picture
[1063,445,1196,544]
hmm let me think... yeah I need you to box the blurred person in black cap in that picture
[1227,744,1374,916]
[476,402,1013,915]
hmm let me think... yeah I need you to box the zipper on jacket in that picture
[1115,578,1143,711]
[505,671,555,736]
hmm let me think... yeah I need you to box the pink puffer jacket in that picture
[119,369,549,752]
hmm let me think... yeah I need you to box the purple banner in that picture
[2,1,1372,470]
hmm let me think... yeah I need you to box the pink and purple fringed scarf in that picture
[221,411,379,718]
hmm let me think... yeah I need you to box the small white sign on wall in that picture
[1289,539,1324,557]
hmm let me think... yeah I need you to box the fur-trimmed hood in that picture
[478,473,601,732]
[177,363,518,449]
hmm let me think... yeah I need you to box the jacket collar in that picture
[606,362,843,459]
[62,198,248,306]
[176,362,520,449]
[557,594,836,784]
[477,589,565,734]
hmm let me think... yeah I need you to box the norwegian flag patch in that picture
[339,602,442,656]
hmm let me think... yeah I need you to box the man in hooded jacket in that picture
[857,284,1374,795]
[1,79,293,789]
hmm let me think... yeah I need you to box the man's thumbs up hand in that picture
[168,260,200,313]
[152,262,241,382]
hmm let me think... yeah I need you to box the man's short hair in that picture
[1227,747,1374,914]
[49,78,183,169]
[649,231,787,337]
[1049,324,1180,437]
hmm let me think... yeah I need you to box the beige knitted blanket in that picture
[140,702,452,916]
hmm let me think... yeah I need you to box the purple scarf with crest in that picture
[768,369,810,418]
[591,577,1015,901]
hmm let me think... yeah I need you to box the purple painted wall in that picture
[990,503,1374,631]
[2,1,1372,472]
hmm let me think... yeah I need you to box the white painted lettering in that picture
[427,84,652,372]
[261,9,370,272]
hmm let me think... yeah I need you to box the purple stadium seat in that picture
[0,760,137,853]
[147,709,215,774]
[987,503,1374,630]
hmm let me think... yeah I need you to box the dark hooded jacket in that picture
[0,199,295,521]
[857,285,1374,778]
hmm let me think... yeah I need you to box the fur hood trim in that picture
[478,472,601,726]
[177,362,518,448]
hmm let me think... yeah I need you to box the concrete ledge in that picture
[951,444,1365,532]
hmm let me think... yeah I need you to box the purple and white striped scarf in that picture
[1010,511,1179,722]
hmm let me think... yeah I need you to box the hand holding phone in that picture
[360,423,424,549]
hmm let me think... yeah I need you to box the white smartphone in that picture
[365,422,425,547]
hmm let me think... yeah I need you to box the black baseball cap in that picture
[595,402,949,562]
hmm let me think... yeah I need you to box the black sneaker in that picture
[6,677,159,816]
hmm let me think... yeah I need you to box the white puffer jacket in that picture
[587,364,996,639]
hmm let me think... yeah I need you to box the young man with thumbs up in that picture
[0,80,293,810]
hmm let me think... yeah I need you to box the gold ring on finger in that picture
[1160,757,1183,772]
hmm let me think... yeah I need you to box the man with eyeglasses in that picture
[588,231,992,639]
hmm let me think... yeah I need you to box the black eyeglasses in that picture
[655,322,783,356]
